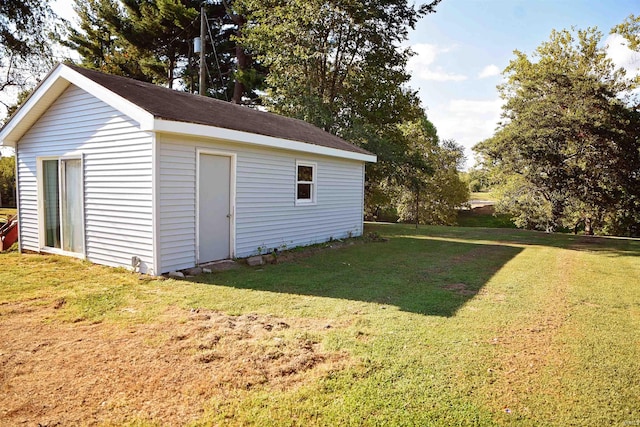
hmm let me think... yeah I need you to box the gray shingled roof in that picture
[69,65,372,156]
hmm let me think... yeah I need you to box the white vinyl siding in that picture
[237,150,365,255]
[157,142,197,272]
[16,85,154,273]
[157,134,365,273]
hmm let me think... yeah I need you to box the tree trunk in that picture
[233,41,247,104]
[574,217,595,235]
[168,54,175,89]
[584,217,594,235]
[223,0,247,104]
[415,188,420,229]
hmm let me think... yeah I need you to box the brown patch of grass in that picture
[480,251,574,416]
[0,304,349,426]
[441,283,476,296]
[253,237,369,266]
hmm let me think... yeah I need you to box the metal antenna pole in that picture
[199,4,206,96]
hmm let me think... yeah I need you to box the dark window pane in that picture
[298,165,313,182]
[297,183,311,200]
[43,160,60,248]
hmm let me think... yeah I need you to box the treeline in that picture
[0,157,15,208]
[1,0,469,224]
[474,17,640,237]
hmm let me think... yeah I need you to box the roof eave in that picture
[0,64,70,147]
[152,119,377,163]
[0,64,154,146]
[1,64,376,164]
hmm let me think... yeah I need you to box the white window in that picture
[38,156,85,255]
[295,161,316,205]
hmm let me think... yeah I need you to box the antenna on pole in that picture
[198,3,207,96]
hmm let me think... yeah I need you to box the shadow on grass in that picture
[454,205,640,258]
[456,205,516,229]
[191,229,525,317]
[402,224,640,258]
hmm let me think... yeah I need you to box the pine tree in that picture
[65,0,265,100]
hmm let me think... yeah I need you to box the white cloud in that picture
[448,99,503,115]
[0,147,14,157]
[478,64,501,79]
[409,43,443,66]
[408,43,468,82]
[605,33,640,78]
[427,98,503,168]
[413,68,468,82]
[52,0,77,24]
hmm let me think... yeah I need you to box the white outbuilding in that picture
[0,64,376,275]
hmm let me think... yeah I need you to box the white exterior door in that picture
[198,153,232,263]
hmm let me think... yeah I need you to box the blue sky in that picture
[406,0,639,167]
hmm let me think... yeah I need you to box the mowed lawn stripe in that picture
[0,225,638,426]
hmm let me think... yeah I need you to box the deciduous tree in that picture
[394,123,468,226]
[612,14,640,51]
[0,0,58,116]
[239,0,442,209]
[475,27,640,235]
[0,156,16,208]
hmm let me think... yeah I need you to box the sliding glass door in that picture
[61,159,83,253]
[43,159,61,248]
[41,158,84,254]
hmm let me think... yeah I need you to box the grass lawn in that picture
[470,191,497,202]
[0,207,17,224]
[457,205,516,228]
[1,224,639,426]
[459,192,514,229]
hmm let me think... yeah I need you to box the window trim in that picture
[295,160,317,206]
[36,155,86,259]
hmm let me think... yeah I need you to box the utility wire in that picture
[167,15,200,47]
[204,11,228,101]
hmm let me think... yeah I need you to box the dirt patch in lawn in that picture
[441,283,476,296]
[468,205,495,215]
[0,302,348,426]
[480,251,575,417]
[262,240,359,265]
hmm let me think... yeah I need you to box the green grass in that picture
[1,224,639,425]
[0,207,17,223]
[470,191,497,201]
[456,201,516,229]
[460,192,514,228]
[457,206,516,228]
